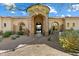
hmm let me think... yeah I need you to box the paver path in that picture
[0,35,34,50]
[0,31,71,56]
[0,44,71,56]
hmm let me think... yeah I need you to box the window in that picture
[4,23,6,27]
[73,23,75,27]
[67,23,69,27]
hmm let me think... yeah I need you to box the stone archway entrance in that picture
[27,4,50,35]
[31,14,49,35]
[34,14,43,34]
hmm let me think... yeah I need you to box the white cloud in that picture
[61,14,65,17]
[72,4,79,11]
[68,9,71,12]
[67,14,71,17]
[68,4,79,12]
[73,10,76,12]
[47,5,57,14]
[56,15,58,16]
[11,11,15,14]
[22,11,26,15]
[3,3,16,10]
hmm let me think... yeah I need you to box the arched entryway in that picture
[34,14,44,34]
[35,23,42,34]
[27,3,50,35]
[31,14,49,35]
[19,22,26,32]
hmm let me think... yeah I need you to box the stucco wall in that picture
[0,17,31,33]
[0,16,79,33]
[48,18,64,30]
[1,17,12,33]
[13,18,30,32]
[65,17,79,30]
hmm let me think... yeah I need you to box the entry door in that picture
[36,24,42,34]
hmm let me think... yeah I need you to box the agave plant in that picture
[59,30,79,52]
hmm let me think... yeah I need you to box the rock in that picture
[0,36,3,39]
[10,35,20,40]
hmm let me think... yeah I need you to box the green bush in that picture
[59,30,79,52]
[16,31,24,35]
[3,31,13,37]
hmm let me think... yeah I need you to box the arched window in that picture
[67,23,69,27]
[4,23,6,27]
[73,23,75,27]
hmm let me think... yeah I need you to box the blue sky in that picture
[0,3,79,17]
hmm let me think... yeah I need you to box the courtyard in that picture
[0,31,71,56]
[0,44,70,56]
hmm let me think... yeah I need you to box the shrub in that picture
[16,31,24,35]
[48,29,51,35]
[48,37,51,41]
[59,30,79,52]
[3,31,13,37]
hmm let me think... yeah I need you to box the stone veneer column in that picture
[28,17,33,36]
[30,16,35,36]
[44,15,49,36]
[28,20,31,35]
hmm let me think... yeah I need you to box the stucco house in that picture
[0,4,79,35]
